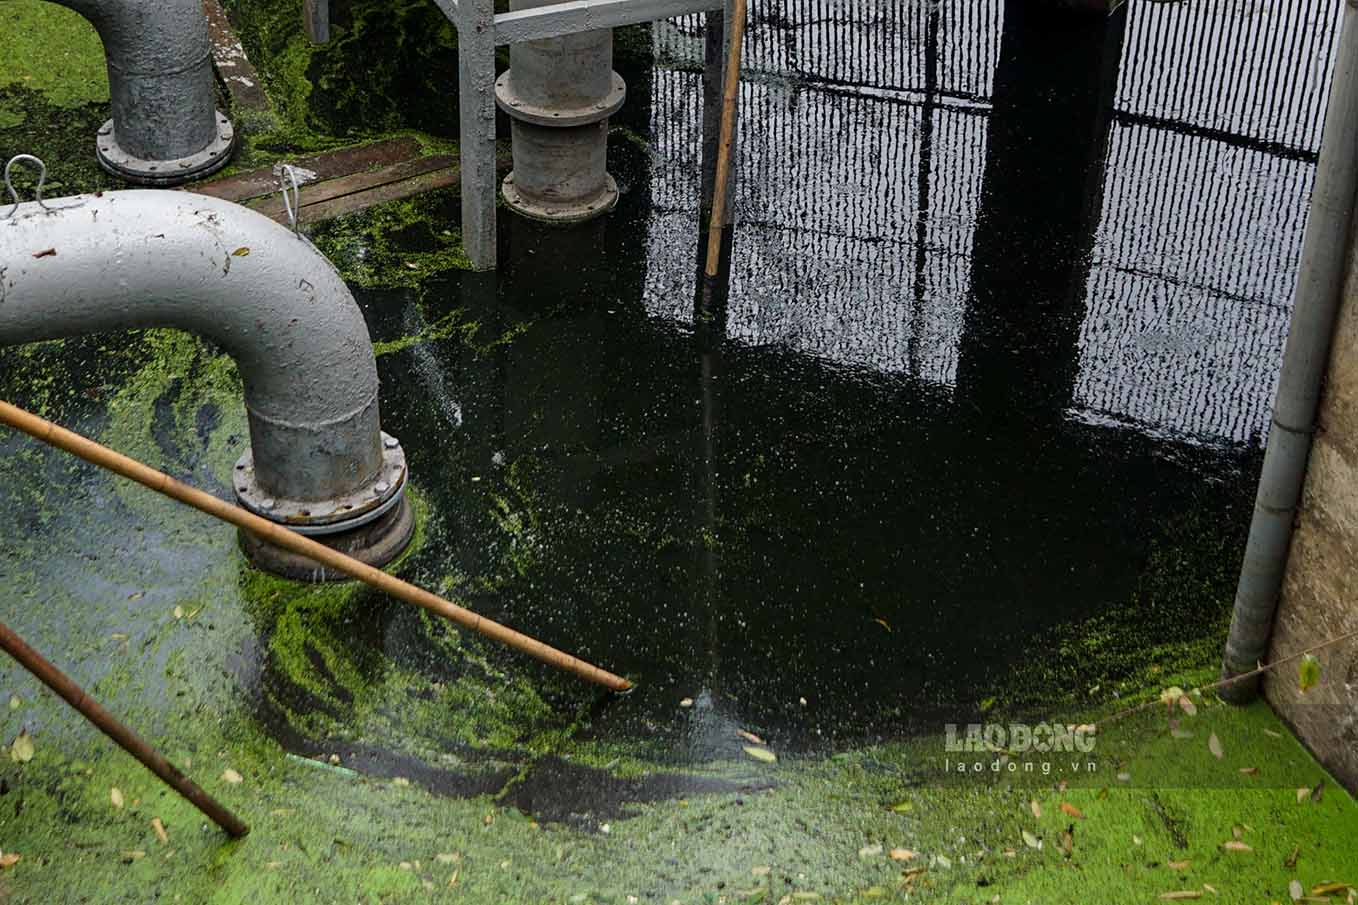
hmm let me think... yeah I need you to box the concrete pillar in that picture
[1264,228,1358,794]
[495,0,626,222]
[458,0,500,270]
[954,0,1126,419]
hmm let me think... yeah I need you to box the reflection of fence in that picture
[644,1,1343,444]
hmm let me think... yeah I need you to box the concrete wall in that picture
[1265,235,1358,792]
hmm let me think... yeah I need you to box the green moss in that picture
[0,1,107,108]
[309,189,473,288]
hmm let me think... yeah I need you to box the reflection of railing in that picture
[648,0,1343,445]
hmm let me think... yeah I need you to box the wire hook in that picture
[279,164,302,238]
[2,154,52,221]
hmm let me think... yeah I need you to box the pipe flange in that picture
[502,171,619,224]
[95,111,236,187]
[495,71,627,128]
[232,432,407,536]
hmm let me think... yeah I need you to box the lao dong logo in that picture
[943,722,1098,777]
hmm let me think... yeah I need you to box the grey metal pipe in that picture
[0,190,384,508]
[31,0,235,184]
[1220,0,1358,701]
[495,0,625,222]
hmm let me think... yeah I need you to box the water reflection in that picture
[366,0,1335,749]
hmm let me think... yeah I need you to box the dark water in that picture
[1,2,1332,767]
[312,3,1337,757]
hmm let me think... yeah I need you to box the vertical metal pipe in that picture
[1221,0,1358,701]
[46,0,236,184]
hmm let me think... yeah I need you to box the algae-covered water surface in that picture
[2,0,1357,902]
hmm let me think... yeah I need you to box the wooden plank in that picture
[203,0,272,113]
[493,0,723,46]
[276,166,463,225]
[303,0,330,43]
[188,138,423,203]
[246,155,458,220]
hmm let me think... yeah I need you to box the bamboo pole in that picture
[0,399,632,693]
[0,619,250,837]
[703,0,749,279]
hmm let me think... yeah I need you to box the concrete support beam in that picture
[493,0,721,45]
[458,0,500,270]
[303,0,330,43]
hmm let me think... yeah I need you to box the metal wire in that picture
[279,164,302,237]
[2,155,52,220]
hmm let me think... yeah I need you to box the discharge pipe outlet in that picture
[1220,0,1358,701]
[0,190,412,579]
[30,0,235,184]
[495,0,626,222]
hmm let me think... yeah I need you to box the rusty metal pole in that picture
[0,620,249,838]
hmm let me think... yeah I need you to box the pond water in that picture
[0,0,1338,776]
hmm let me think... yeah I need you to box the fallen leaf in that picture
[232,247,250,257]
[9,730,34,763]
[1058,830,1073,857]
[1117,772,1132,782]
[1231,824,1245,839]
[173,606,184,620]
[858,844,883,859]
[435,852,460,865]
[1167,859,1191,870]
[901,867,927,883]
[1311,781,1325,803]
[1239,767,1259,776]
[392,777,410,787]
[1133,835,1143,846]
[1298,654,1321,693]
[1022,830,1041,850]
[151,818,169,844]
[743,745,776,764]
[1264,729,1283,739]
[1203,884,1217,895]
[483,812,494,826]
[1059,802,1085,820]
[220,768,243,784]
[1297,788,1312,803]
[889,849,916,862]
[1208,733,1224,759]
[32,248,56,259]
[1178,695,1198,717]
[934,854,952,869]
[1284,844,1300,869]
[1158,892,1201,901]
[403,261,419,270]
[121,850,145,863]
[872,617,891,632]
[736,729,766,745]
[111,787,124,808]
[1290,880,1304,901]
[889,800,913,814]
[8,696,20,711]
[0,852,19,869]
[448,869,459,887]
[1030,799,1042,819]
[679,698,693,708]
[1222,841,1252,852]
[1313,883,1357,895]
[1160,686,1187,706]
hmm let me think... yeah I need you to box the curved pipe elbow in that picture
[40,0,234,182]
[0,191,384,507]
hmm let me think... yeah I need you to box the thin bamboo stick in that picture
[0,619,250,837]
[0,399,632,693]
[703,0,749,279]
